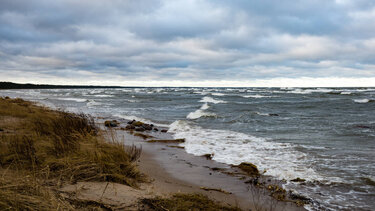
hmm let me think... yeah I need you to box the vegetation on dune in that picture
[0,97,143,210]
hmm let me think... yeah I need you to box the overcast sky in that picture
[0,0,374,86]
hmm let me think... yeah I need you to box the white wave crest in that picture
[211,93,226,96]
[57,98,87,102]
[243,94,270,98]
[354,99,372,103]
[287,88,334,94]
[194,91,209,95]
[340,92,352,95]
[186,103,216,119]
[255,112,271,116]
[86,100,102,107]
[199,96,226,104]
[92,94,114,98]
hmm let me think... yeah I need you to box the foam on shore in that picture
[168,120,336,183]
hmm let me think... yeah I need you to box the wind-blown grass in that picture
[0,97,143,210]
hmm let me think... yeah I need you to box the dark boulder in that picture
[161,129,168,133]
[238,162,260,176]
[135,127,145,132]
[202,154,213,160]
[132,121,144,127]
[291,177,306,182]
[153,128,159,131]
[125,125,136,130]
[142,124,153,130]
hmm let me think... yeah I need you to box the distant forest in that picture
[0,82,123,89]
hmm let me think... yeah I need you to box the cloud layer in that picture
[0,0,375,86]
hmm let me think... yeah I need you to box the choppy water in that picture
[1,87,374,210]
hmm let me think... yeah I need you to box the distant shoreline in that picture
[0,81,124,89]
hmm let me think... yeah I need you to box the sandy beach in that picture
[97,118,308,210]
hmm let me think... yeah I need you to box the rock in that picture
[125,125,135,130]
[135,127,145,132]
[147,139,185,143]
[0,128,3,132]
[142,124,153,130]
[132,121,144,127]
[238,162,260,176]
[269,113,279,116]
[291,177,306,182]
[202,154,213,160]
[153,128,159,131]
[104,120,118,127]
[127,119,136,124]
[161,129,168,133]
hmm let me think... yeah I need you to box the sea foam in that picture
[199,96,226,104]
[169,120,328,182]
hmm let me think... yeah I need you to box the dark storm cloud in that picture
[0,0,374,85]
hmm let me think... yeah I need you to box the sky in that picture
[0,0,375,87]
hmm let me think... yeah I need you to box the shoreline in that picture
[103,117,307,211]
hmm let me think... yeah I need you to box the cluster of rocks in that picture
[124,120,167,133]
[103,119,168,133]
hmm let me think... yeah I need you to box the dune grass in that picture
[0,97,143,210]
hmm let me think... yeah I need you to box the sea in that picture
[1,87,374,210]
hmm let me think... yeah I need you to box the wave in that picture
[186,110,217,119]
[194,91,209,95]
[186,103,216,119]
[86,100,102,107]
[354,99,373,104]
[57,98,87,102]
[287,88,335,94]
[89,90,102,94]
[243,94,271,98]
[91,94,114,98]
[199,96,226,104]
[255,112,275,116]
[169,120,329,182]
[211,93,226,96]
[340,91,352,95]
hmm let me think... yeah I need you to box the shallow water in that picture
[1,87,374,210]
